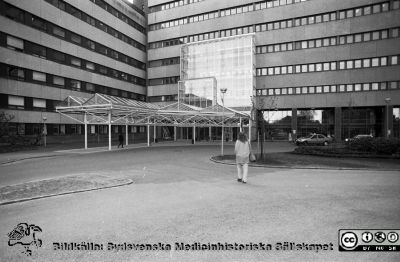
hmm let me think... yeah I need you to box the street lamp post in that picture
[220,88,227,156]
[42,116,47,147]
[385,97,391,138]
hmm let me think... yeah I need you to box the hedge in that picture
[346,138,400,155]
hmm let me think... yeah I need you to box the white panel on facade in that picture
[33,98,46,108]
[7,35,24,50]
[8,95,24,106]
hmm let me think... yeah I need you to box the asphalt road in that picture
[0,144,399,261]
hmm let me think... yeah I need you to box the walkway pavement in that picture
[0,140,227,165]
[1,142,399,262]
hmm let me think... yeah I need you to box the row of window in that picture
[6,122,148,136]
[148,76,180,86]
[148,27,399,67]
[256,55,399,76]
[255,81,400,96]
[1,33,146,86]
[148,95,178,103]
[87,0,145,31]
[148,0,399,49]
[149,0,309,31]
[149,0,203,13]
[44,0,145,50]
[0,93,58,111]
[148,57,180,68]
[1,1,146,70]
[253,1,393,32]
[0,63,146,101]
[256,27,399,54]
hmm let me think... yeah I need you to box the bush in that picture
[374,138,400,155]
[346,138,400,155]
[347,137,375,152]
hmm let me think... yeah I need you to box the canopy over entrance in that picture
[56,93,251,150]
[57,93,249,127]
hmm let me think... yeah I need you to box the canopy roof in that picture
[56,93,249,127]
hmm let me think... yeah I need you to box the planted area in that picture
[294,138,400,158]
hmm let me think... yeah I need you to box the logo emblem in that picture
[341,232,358,249]
[361,232,373,243]
[387,232,399,243]
[374,232,386,243]
[7,223,42,256]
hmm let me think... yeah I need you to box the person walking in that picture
[234,132,250,184]
[118,133,124,148]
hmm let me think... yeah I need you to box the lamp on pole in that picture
[42,116,47,147]
[385,97,391,138]
[220,87,227,156]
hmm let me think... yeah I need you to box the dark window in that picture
[99,66,108,75]
[70,33,81,44]
[85,14,96,26]
[96,0,107,10]
[48,50,65,63]
[44,0,58,7]
[98,45,108,55]
[7,66,25,79]
[52,25,65,38]
[31,16,47,31]
[70,80,81,90]
[111,50,119,59]
[4,4,24,22]
[111,69,119,78]
[85,39,95,50]
[85,83,95,92]
[29,43,47,58]
[66,4,81,19]
[46,100,55,111]
[96,20,107,32]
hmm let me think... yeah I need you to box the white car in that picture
[295,134,332,146]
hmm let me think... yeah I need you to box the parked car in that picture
[345,134,373,143]
[295,134,332,146]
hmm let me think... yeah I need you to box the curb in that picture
[0,154,64,165]
[0,143,227,164]
[210,156,400,171]
[0,179,133,206]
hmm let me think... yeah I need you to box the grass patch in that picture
[213,152,400,170]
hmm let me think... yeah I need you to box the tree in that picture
[0,111,14,139]
[253,95,277,158]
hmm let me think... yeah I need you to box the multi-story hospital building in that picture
[1,0,400,142]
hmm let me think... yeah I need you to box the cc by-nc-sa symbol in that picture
[387,232,399,243]
[374,232,386,243]
[341,232,358,249]
[361,232,373,243]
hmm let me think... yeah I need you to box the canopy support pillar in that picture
[84,112,88,150]
[193,125,196,144]
[249,118,252,142]
[147,124,150,147]
[154,125,156,143]
[125,123,128,146]
[174,126,177,141]
[108,110,111,151]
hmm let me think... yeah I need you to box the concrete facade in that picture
[1,0,400,141]
[0,0,147,136]
[147,0,400,140]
